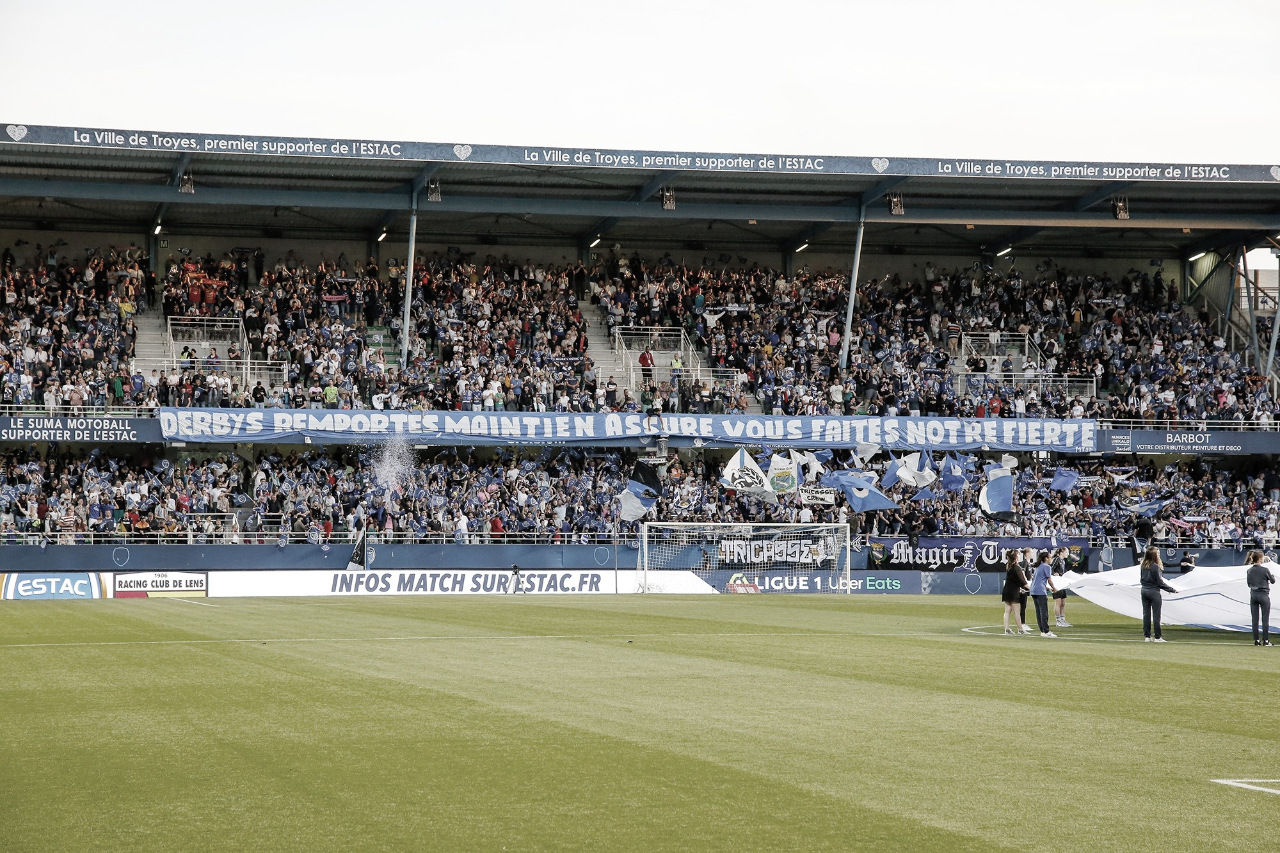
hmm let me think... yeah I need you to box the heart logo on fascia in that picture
[6,124,28,142]
[1270,165,1280,181]
[871,157,889,173]
[453,144,472,160]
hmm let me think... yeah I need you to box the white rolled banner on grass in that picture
[1055,562,1267,633]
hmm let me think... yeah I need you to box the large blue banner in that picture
[0,123,1267,183]
[157,408,1098,452]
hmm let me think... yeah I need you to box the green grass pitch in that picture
[1,595,1277,852]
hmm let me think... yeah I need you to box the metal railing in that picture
[167,317,251,384]
[960,332,1039,367]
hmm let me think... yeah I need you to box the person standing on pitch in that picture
[510,563,524,594]
[1017,548,1034,633]
[1139,546,1177,643]
[1052,547,1071,628]
[1001,550,1030,635]
[1031,551,1058,638]
[1245,550,1274,646]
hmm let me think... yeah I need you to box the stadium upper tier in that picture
[0,241,1273,425]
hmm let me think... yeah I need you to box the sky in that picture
[4,0,1278,163]
[3,0,1279,263]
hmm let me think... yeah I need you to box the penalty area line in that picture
[168,598,218,607]
[1211,779,1280,795]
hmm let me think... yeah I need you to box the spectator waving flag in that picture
[1051,468,1081,493]
[767,453,799,494]
[821,470,898,512]
[1120,497,1171,517]
[979,470,1016,521]
[618,460,663,522]
[939,455,969,493]
[346,530,368,571]
[881,453,903,490]
[898,452,937,488]
[720,448,777,504]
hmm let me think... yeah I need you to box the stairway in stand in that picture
[130,307,169,378]
[581,313,635,401]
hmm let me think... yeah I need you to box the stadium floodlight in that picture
[1188,251,1206,262]
[888,192,905,215]
[377,229,388,243]
[1112,196,1130,220]
[661,188,675,211]
[426,178,442,203]
[795,242,809,253]
[177,171,194,194]
[996,246,1013,257]
[589,236,602,248]
[153,223,162,235]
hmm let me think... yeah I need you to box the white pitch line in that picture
[168,598,218,607]
[0,630,927,651]
[1211,779,1280,795]
[962,625,1247,646]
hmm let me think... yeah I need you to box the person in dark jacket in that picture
[1245,550,1275,646]
[1139,546,1177,643]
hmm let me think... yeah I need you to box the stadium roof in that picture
[2,123,1280,261]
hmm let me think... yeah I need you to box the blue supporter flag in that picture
[911,487,937,502]
[619,460,663,521]
[979,473,1015,521]
[940,455,969,493]
[1050,468,1081,493]
[1121,497,1171,517]
[821,470,899,513]
[881,453,903,490]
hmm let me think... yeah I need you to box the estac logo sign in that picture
[2,573,103,599]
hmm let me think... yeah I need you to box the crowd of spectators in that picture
[0,241,154,411]
[596,254,1274,424]
[1,238,1276,426]
[3,440,1278,551]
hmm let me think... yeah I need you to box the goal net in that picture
[639,522,852,593]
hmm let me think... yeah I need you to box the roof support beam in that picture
[784,176,911,252]
[992,181,1136,250]
[376,163,443,236]
[151,152,192,230]
[578,170,678,244]
[8,177,1280,231]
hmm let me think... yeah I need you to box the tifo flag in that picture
[940,455,969,492]
[898,452,937,488]
[854,442,880,465]
[1121,497,1171,518]
[881,453,903,490]
[721,448,777,504]
[346,530,367,571]
[619,460,663,521]
[911,487,937,502]
[767,453,799,494]
[792,449,825,483]
[821,470,899,512]
[979,473,1015,521]
[1051,468,1081,493]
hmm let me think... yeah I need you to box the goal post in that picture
[639,522,853,593]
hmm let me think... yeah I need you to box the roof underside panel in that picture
[0,147,1277,259]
